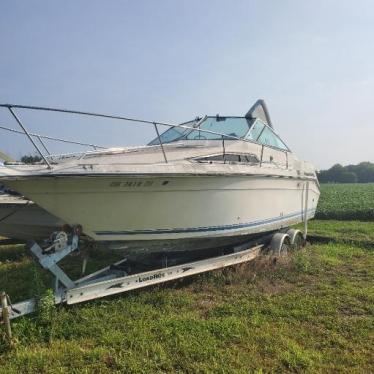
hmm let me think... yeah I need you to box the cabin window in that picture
[239,154,259,163]
[194,153,259,164]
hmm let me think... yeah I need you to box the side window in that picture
[246,119,288,150]
[257,127,278,147]
[257,127,288,150]
[272,134,288,150]
[148,127,188,145]
[195,153,259,164]
[246,120,264,141]
[241,154,259,163]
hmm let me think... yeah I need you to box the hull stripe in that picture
[94,208,316,236]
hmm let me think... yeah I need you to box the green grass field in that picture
[316,183,374,220]
[0,221,373,373]
[0,184,373,373]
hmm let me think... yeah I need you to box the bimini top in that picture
[149,99,288,151]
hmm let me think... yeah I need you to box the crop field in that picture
[316,183,374,220]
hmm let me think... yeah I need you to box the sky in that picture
[0,0,373,169]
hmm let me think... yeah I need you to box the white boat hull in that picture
[3,175,319,251]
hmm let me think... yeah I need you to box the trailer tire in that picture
[269,233,291,257]
[286,229,304,250]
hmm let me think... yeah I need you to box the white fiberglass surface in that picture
[5,176,319,242]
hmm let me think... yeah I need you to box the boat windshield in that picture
[148,117,252,145]
[245,119,289,150]
[148,116,289,151]
[148,120,197,146]
[185,117,252,140]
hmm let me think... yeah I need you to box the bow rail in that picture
[0,103,289,169]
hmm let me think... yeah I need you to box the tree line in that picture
[318,162,374,183]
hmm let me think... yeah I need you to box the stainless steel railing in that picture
[0,124,106,151]
[0,103,290,169]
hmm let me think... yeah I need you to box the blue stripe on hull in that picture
[95,208,316,236]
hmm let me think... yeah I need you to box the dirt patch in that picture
[198,294,217,310]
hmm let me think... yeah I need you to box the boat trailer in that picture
[0,227,304,341]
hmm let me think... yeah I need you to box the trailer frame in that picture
[1,238,265,321]
[0,225,305,343]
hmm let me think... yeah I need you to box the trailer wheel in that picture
[286,229,304,250]
[269,233,291,257]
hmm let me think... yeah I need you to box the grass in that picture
[317,183,374,220]
[0,221,373,373]
[297,219,374,247]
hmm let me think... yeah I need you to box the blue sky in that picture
[0,0,373,168]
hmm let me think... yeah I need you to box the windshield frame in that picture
[148,116,254,145]
[147,118,200,146]
[147,115,291,152]
[248,119,290,152]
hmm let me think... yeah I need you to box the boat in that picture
[0,100,320,253]
[0,153,62,241]
[0,127,105,241]
[0,191,63,241]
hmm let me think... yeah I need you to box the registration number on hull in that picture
[109,180,170,188]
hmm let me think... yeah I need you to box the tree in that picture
[338,171,358,183]
[328,164,345,181]
[354,162,374,183]
[20,154,42,164]
[317,164,345,183]
[318,161,374,183]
